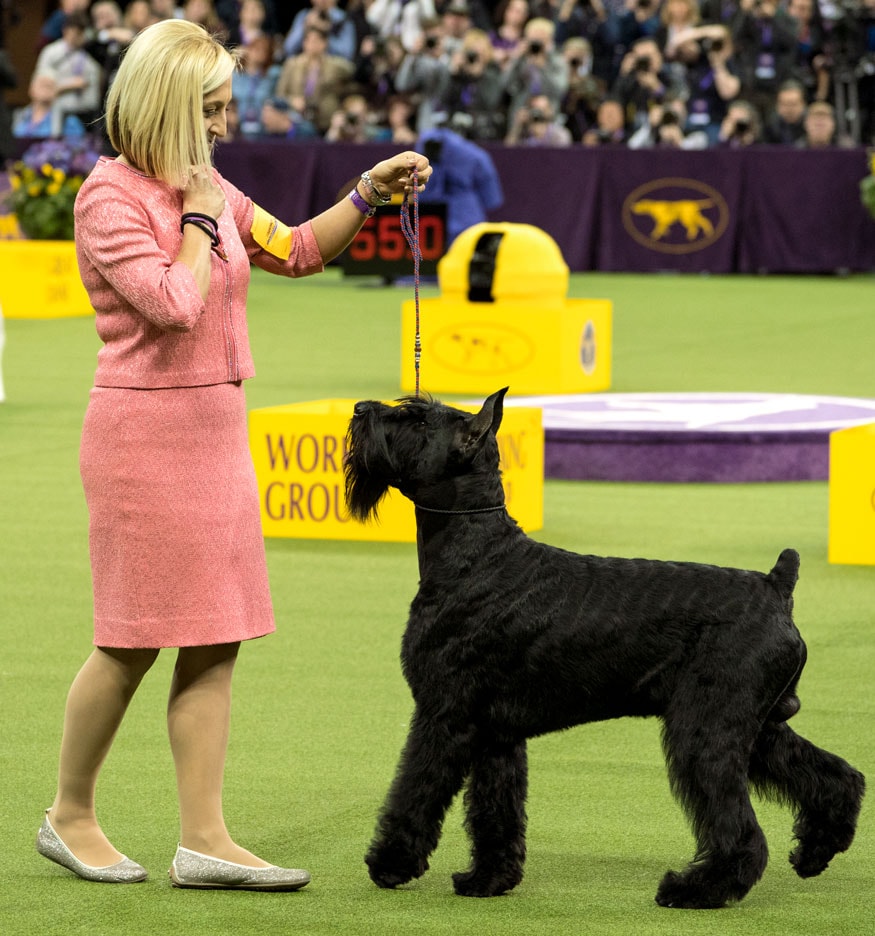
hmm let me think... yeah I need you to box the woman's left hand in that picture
[368,152,432,198]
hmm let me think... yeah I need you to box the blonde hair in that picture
[106,19,238,188]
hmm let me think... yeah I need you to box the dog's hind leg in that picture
[453,739,528,897]
[749,720,865,879]
[656,698,769,909]
[366,708,472,889]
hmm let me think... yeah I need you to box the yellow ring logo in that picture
[432,322,536,376]
[622,177,730,254]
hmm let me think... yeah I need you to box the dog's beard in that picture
[344,414,395,522]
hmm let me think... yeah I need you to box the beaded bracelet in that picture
[348,186,376,218]
[360,170,391,205]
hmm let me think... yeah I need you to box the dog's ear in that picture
[464,387,508,450]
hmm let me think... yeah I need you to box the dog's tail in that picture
[767,548,800,599]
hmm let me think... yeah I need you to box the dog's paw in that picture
[365,846,429,889]
[452,866,522,898]
[655,870,731,910]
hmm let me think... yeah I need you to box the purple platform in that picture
[503,393,875,483]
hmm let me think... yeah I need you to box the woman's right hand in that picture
[182,165,225,220]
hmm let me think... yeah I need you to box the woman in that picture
[36,18,430,891]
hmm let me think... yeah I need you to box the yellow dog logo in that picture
[622,179,729,254]
[631,199,715,241]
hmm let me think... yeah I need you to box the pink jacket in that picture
[74,157,324,389]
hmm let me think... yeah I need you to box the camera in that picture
[345,111,361,127]
[569,57,583,69]
[634,56,651,73]
[424,35,439,51]
[734,118,751,134]
[702,36,725,53]
[528,39,544,56]
[659,110,679,127]
[465,49,479,65]
[529,108,548,123]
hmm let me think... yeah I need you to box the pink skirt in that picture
[80,382,275,648]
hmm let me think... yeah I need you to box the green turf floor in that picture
[1,269,872,935]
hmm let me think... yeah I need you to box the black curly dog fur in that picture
[344,387,865,908]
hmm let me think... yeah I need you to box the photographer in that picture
[324,93,378,142]
[395,18,452,132]
[668,25,741,144]
[505,92,574,145]
[581,96,628,145]
[627,93,709,147]
[613,37,685,132]
[716,97,762,145]
[561,36,607,140]
[607,0,663,85]
[733,0,798,120]
[437,28,506,140]
[503,17,570,127]
[282,0,357,61]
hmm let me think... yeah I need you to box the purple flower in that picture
[20,137,100,178]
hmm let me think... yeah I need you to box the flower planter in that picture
[0,239,93,319]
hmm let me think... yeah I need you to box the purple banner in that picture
[212,142,875,274]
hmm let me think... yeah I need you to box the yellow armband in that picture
[251,204,293,260]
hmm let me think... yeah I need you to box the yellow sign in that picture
[249,398,544,542]
[828,423,875,565]
[0,240,93,318]
[400,222,612,395]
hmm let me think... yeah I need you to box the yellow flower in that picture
[52,168,66,183]
[41,162,54,177]
[47,181,62,196]
[9,175,21,191]
[27,183,42,197]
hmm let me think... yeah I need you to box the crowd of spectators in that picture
[2,0,875,160]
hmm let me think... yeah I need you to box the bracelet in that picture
[181,217,220,247]
[348,186,376,218]
[360,170,391,205]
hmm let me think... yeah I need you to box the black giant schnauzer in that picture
[344,387,864,908]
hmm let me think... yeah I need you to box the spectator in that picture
[716,97,762,145]
[505,91,574,144]
[503,17,570,124]
[382,94,419,143]
[416,124,504,244]
[12,73,86,138]
[282,0,357,61]
[581,94,628,144]
[762,78,807,143]
[796,99,853,146]
[259,96,319,138]
[670,25,741,144]
[226,0,270,47]
[395,19,452,132]
[699,0,743,28]
[38,0,90,50]
[613,37,686,133]
[606,0,663,84]
[437,28,506,140]
[34,12,103,125]
[627,93,710,146]
[182,0,228,38]
[366,0,438,53]
[150,0,185,18]
[785,0,829,103]
[274,24,355,134]
[733,0,798,120]
[324,92,380,142]
[354,34,406,109]
[232,33,281,138]
[656,0,701,55]
[560,36,606,141]
[441,0,474,56]
[489,0,531,71]
[123,1,160,32]
[86,1,135,97]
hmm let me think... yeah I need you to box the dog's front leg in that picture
[453,739,528,897]
[366,707,472,889]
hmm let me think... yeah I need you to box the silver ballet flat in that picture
[169,845,310,891]
[35,810,148,883]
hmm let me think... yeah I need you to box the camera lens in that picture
[465,49,478,64]
[528,40,544,55]
[634,56,650,72]
[735,118,750,134]
[424,35,439,50]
